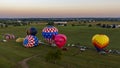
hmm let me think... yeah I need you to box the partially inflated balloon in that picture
[42,26,58,44]
[26,27,37,36]
[23,35,39,48]
[92,34,109,49]
[4,34,15,40]
[16,38,24,42]
[54,34,67,48]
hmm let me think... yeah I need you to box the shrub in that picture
[45,48,62,64]
[71,24,75,26]
[88,24,92,27]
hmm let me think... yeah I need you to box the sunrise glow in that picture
[0,0,120,18]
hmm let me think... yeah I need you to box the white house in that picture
[116,25,120,28]
[54,22,67,26]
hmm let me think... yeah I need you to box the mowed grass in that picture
[0,24,120,68]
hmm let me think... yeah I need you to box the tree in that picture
[5,24,8,28]
[71,24,75,26]
[64,24,67,26]
[0,24,3,28]
[88,24,92,27]
[47,21,54,26]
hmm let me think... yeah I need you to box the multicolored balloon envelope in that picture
[23,35,39,48]
[4,34,15,40]
[54,34,67,48]
[92,34,109,49]
[42,26,58,44]
[26,27,37,36]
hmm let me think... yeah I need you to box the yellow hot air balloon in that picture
[16,38,24,43]
[92,34,109,49]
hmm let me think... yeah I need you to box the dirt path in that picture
[18,55,39,68]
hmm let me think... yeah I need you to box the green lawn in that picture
[0,24,120,68]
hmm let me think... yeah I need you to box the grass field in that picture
[0,24,120,68]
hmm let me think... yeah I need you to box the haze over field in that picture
[0,0,120,18]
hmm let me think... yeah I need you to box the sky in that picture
[0,0,120,18]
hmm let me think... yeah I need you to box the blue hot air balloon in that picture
[26,27,37,36]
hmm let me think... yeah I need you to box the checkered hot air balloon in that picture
[42,26,58,44]
[23,35,39,48]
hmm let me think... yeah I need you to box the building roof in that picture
[54,22,67,24]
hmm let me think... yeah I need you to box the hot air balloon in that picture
[4,34,15,40]
[26,27,37,36]
[16,38,24,43]
[42,26,58,44]
[54,34,67,48]
[92,34,109,52]
[23,35,39,48]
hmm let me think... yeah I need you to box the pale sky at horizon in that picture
[0,0,120,18]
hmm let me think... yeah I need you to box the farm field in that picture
[0,24,120,68]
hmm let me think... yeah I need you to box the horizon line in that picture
[0,17,120,19]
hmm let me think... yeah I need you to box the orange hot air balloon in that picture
[92,34,109,49]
